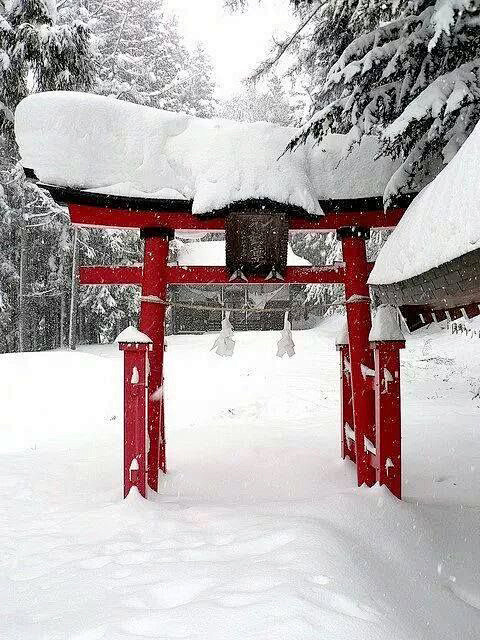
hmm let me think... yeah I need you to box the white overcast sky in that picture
[165,0,294,97]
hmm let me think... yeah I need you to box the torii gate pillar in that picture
[338,226,376,488]
[139,228,172,491]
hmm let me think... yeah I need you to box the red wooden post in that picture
[338,227,376,488]
[139,229,172,491]
[117,329,152,498]
[369,305,406,499]
[370,341,405,498]
[336,323,355,462]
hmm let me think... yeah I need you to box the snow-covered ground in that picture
[2,320,480,639]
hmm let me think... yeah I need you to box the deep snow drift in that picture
[370,119,480,285]
[2,321,480,639]
[15,92,397,215]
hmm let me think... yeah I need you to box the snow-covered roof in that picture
[369,120,480,286]
[15,92,398,217]
[173,240,310,267]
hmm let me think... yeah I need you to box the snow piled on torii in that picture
[15,91,397,216]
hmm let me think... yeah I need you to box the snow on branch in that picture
[295,0,480,201]
[429,0,480,50]
[328,13,423,78]
[383,60,480,143]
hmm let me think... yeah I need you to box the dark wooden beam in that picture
[36,181,416,215]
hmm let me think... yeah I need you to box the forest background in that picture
[2,0,478,351]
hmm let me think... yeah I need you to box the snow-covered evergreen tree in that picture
[291,0,480,201]
[216,76,295,125]
[61,0,216,116]
[77,228,141,345]
[53,0,218,345]
[232,1,480,201]
[0,0,94,352]
[0,0,93,136]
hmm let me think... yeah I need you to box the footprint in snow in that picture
[310,574,331,586]
[114,550,153,565]
[147,578,217,609]
[78,555,113,570]
[434,475,453,483]
[446,581,480,610]
[179,530,296,561]
[322,590,379,622]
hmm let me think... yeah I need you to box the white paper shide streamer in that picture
[276,312,295,358]
[211,311,235,357]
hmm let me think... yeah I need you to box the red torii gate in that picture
[45,186,408,499]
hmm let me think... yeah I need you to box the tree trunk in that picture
[58,232,67,349]
[68,228,80,350]
[18,225,27,352]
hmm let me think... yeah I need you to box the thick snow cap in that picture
[369,120,480,285]
[116,326,152,345]
[369,305,404,342]
[335,318,349,346]
[15,92,397,216]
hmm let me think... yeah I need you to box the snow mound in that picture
[15,92,397,216]
[369,119,480,285]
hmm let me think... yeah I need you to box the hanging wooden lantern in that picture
[225,208,289,278]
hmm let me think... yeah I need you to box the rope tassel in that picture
[211,311,235,357]
[276,311,295,358]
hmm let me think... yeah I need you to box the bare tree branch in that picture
[247,1,324,83]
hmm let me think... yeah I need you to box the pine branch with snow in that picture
[293,0,480,202]
[60,0,216,117]
[0,0,94,137]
